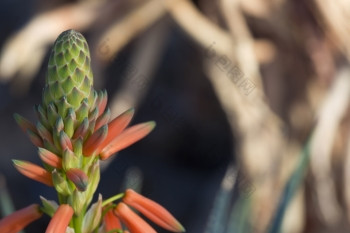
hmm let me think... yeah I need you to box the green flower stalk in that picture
[0,30,185,233]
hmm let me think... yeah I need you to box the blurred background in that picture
[1,0,350,232]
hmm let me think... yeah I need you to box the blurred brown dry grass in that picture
[1,0,350,232]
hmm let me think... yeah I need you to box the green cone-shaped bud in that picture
[43,29,94,121]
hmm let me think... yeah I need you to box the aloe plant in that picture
[0,30,184,233]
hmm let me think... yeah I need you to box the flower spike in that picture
[123,189,185,232]
[13,160,53,186]
[45,204,74,233]
[100,121,156,160]
[7,29,182,233]
[115,202,156,233]
[0,204,42,233]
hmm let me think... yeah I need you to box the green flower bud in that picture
[52,169,72,196]
[68,189,86,215]
[82,194,102,233]
[40,196,58,217]
[43,30,93,113]
[62,149,80,171]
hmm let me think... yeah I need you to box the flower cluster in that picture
[0,30,185,233]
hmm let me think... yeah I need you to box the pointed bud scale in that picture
[56,96,71,118]
[0,204,42,233]
[40,196,59,217]
[104,207,122,232]
[38,147,62,169]
[59,131,73,151]
[55,117,64,132]
[67,87,85,109]
[37,122,53,144]
[26,129,44,148]
[123,189,185,232]
[83,125,108,156]
[47,103,59,127]
[94,108,111,131]
[45,204,74,233]
[82,194,102,233]
[66,168,89,191]
[73,117,89,140]
[64,108,75,138]
[76,98,90,123]
[62,149,79,171]
[52,130,61,153]
[52,169,72,196]
[43,30,93,111]
[114,202,156,233]
[34,104,50,130]
[96,108,135,154]
[100,121,156,160]
[73,138,83,157]
[13,160,53,186]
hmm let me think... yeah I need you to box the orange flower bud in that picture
[83,125,108,156]
[46,204,74,233]
[27,129,44,147]
[66,168,89,191]
[96,108,134,153]
[96,90,108,117]
[114,203,156,233]
[123,189,185,232]
[59,131,73,151]
[13,160,53,186]
[94,108,111,131]
[100,121,155,160]
[0,204,42,233]
[38,148,62,169]
[103,207,122,232]
[13,113,37,134]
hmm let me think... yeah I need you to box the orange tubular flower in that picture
[0,204,42,233]
[46,204,74,233]
[12,160,53,186]
[114,203,156,233]
[104,207,122,232]
[123,189,185,232]
[99,121,156,160]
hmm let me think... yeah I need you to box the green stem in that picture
[102,193,125,207]
[72,209,85,233]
